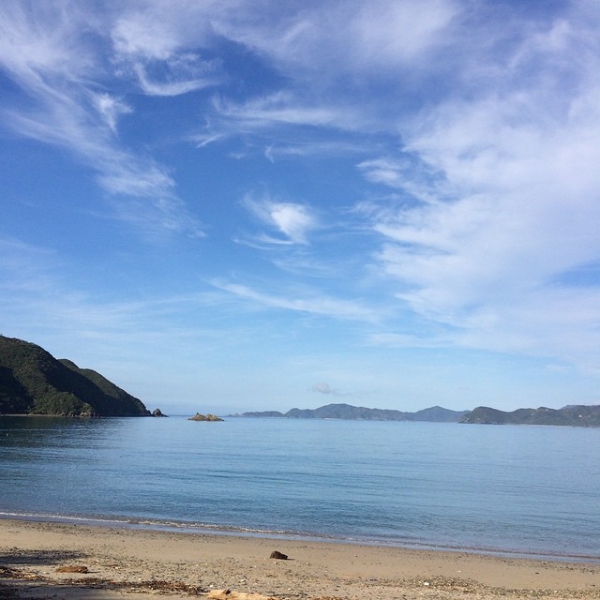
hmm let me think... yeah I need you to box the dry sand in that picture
[1,519,599,600]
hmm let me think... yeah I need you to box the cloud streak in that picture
[2,0,600,395]
[242,194,319,245]
[0,1,205,237]
[358,1,600,369]
[204,0,600,371]
[212,281,379,323]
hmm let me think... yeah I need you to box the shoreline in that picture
[1,519,600,600]
[3,511,598,565]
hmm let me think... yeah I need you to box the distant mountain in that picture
[408,405,469,423]
[0,335,150,417]
[236,403,468,422]
[461,405,600,427]
[286,403,408,420]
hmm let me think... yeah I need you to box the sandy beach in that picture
[1,520,599,600]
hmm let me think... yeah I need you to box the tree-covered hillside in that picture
[0,336,149,417]
[461,405,600,427]
[238,403,468,422]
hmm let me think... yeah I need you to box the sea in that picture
[1,415,599,562]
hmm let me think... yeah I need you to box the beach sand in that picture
[1,519,599,600]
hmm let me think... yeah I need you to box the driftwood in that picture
[55,566,89,573]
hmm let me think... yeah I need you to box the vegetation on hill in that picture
[461,405,600,427]
[236,403,468,422]
[238,403,600,427]
[0,336,149,417]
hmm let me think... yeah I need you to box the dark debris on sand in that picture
[1,565,208,597]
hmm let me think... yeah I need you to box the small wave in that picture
[1,510,598,563]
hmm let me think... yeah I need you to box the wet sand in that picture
[1,519,599,599]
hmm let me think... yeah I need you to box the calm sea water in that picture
[1,416,599,561]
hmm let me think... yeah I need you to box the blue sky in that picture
[1,0,600,415]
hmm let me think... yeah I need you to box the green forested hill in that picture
[460,405,600,427]
[0,336,149,417]
[239,403,468,422]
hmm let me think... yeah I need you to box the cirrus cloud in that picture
[242,194,319,245]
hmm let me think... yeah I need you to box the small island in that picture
[188,412,224,422]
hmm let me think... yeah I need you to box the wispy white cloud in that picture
[110,1,218,61]
[0,1,92,81]
[199,0,461,141]
[134,69,216,97]
[2,0,600,384]
[0,1,204,237]
[193,118,377,165]
[213,92,355,131]
[92,93,132,133]
[131,56,225,97]
[0,237,60,297]
[114,0,455,148]
[0,235,234,354]
[357,155,443,205]
[212,281,379,323]
[242,194,318,245]
[358,1,600,369]
[215,0,457,77]
[264,139,376,163]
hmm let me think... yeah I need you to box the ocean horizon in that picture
[1,415,599,562]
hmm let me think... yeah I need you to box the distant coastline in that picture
[461,404,600,427]
[230,403,467,423]
[3,336,599,427]
[231,402,600,427]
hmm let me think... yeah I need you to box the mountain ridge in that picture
[460,404,600,427]
[0,335,149,417]
[234,402,468,422]
[235,402,600,426]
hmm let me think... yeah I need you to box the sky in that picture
[1,0,600,415]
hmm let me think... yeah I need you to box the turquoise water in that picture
[1,416,599,561]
